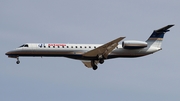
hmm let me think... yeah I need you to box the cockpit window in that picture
[19,44,29,47]
[19,45,24,47]
[24,44,28,47]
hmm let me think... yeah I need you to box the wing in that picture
[81,60,99,68]
[83,37,125,58]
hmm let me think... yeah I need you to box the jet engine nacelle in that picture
[122,40,148,49]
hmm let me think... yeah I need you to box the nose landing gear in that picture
[16,57,20,64]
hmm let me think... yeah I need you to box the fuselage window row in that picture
[40,45,98,49]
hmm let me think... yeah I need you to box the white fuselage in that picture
[6,43,160,60]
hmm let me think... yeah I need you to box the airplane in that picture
[5,25,174,70]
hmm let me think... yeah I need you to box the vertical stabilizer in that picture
[146,25,174,48]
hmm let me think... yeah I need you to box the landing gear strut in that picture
[91,55,105,70]
[16,57,20,64]
[98,55,105,64]
[91,60,98,70]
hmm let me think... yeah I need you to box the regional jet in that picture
[5,25,174,70]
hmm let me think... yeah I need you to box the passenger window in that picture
[62,46,64,48]
[58,46,60,48]
[85,46,86,48]
[76,46,78,48]
[71,46,73,48]
[67,46,69,48]
[80,46,82,48]
[89,46,91,48]
[53,46,55,48]
[48,46,50,48]
[94,46,96,48]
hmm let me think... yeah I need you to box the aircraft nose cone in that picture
[5,50,18,58]
[6,51,14,55]
[5,51,11,55]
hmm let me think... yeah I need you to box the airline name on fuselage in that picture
[48,44,66,46]
[38,43,66,47]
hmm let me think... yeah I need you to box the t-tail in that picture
[146,25,174,49]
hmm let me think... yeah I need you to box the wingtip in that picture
[121,37,126,39]
[168,24,175,27]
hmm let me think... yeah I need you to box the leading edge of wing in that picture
[82,37,125,57]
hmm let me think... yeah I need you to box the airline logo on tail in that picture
[146,25,174,48]
[147,25,174,41]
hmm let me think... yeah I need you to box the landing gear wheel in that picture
[91,60,98,70]
[99,59,104,64]
[16,57,20,64]
[97,55,105,64]
[16,61,20,64]
[93,65,98,70]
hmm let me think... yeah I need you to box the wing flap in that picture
[81,60,99,68]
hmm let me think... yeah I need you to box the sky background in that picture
[1,0,180,101]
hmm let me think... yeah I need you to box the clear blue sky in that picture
[1,0,180,101]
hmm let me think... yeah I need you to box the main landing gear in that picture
[91,58,105,70]
[98,55,105,64]
[93,65,98,70]
[16,57,20,64]
[91,55,106,70]
[91,60,98,70]
[99,59,104,64]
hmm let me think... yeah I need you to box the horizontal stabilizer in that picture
[155,24,174,32]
